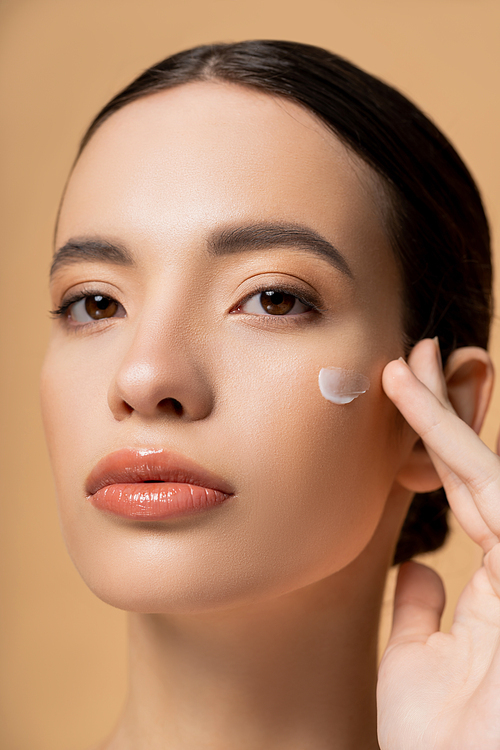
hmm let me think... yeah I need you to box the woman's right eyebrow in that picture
[50,239,133,279]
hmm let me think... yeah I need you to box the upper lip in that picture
[85,448,235,497]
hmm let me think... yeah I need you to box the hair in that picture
[76,40,492,565]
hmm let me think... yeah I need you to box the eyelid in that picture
[50,274,125,306]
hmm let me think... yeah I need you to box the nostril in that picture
[158,397,184,416]
[171,398,183,416]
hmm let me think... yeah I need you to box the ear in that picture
[395,344,494,493]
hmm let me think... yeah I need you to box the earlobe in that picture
[395,435,443,494]
[394,342,494,494]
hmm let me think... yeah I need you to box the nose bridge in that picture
[107,290,214,421]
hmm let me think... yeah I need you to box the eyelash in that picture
[50,283,324,326]
[50,287,121,320]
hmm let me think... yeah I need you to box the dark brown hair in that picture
[77,40,493,564]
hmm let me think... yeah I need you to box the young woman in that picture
[41,40,500,749]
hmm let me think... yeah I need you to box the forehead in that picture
[57,81,394,282]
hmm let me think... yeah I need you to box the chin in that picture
[64,522,380,617]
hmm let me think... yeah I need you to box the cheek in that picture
[219,351,397,579]
[40,339,110,500]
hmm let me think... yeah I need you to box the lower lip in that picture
[89,482,231,520]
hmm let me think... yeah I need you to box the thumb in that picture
[388,561,445,647]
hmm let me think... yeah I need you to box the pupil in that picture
[85,295,118,319]
[95,296,109,309]
[260,291,295,315]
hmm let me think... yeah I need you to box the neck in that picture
[102,488,409,750]
[105,561,390,750]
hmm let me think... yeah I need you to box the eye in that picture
[71,294,124,322]
[238,290,312,316]
[53,293,126,324]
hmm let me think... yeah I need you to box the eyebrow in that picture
[50,239,133,278]
[51,223,353,280]
[208,223,353,279]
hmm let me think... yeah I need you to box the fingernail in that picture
[398,356,408,365]
[433,336,442,366]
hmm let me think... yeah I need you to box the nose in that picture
[107,313,215,422]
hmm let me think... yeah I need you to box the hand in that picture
[377,338,500,750]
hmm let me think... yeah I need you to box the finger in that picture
[383,357,500,542]
[406,337,451,409]
[383,356,499,489]
[388,561,445,646]
[404,339,458,484]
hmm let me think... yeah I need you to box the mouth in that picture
[85,448,235,521]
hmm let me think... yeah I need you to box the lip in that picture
[85,448,235,521]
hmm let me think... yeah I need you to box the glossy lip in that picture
[85,448,235,520]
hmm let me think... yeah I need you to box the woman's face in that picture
[42,82,408,613]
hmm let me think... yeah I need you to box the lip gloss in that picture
[90,482,230,520]
[86,448,234,521]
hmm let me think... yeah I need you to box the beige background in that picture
[1,0,499,747]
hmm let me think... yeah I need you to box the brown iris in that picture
[84,295,119,319]
[260,290,296,315]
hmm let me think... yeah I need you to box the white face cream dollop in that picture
[318,367,370,405]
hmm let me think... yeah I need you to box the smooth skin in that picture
[41,81,499,749]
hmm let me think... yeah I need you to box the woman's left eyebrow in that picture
[208,223,354,280]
